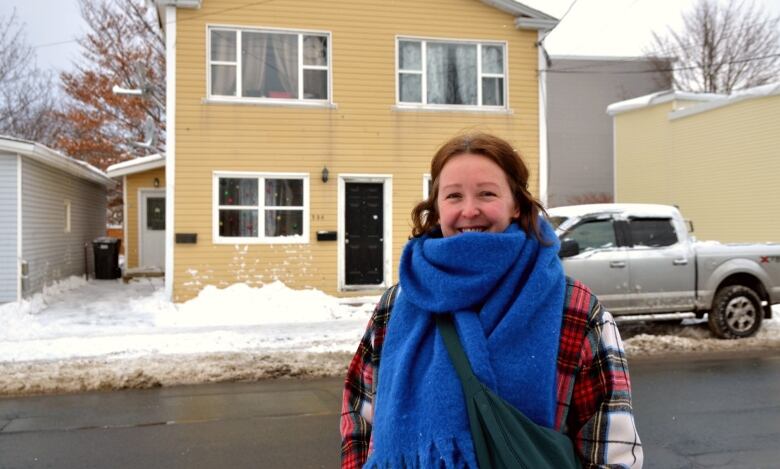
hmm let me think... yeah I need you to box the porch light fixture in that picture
[153,177,160,188]
[321,166,329,183]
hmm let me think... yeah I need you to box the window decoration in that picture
[215,174,308,243]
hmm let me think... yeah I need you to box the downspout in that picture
[123,175,129,267]
[612,118,617,201]
[16,154,22,302]
[164,5,176,301]
[537,31,550,208]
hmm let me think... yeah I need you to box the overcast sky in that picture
[3,0,780,73]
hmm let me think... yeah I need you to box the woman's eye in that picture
[444,193,461,200]
[480,191,497,197]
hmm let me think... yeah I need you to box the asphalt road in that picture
[1,351,779,469]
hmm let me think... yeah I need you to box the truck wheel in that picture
[708,285,763,339]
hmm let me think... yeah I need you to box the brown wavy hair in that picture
[411,132,548,240]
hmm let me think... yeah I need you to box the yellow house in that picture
[608,83,780,243]
[154,0,557,302]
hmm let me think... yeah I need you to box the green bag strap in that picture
[434,314,483,397]
[435,314,494,467]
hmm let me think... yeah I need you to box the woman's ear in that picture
[512,197,521,218]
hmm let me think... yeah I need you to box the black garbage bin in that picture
[93,237,122,279]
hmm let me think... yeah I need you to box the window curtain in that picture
[427,43,477,105]
[271,34,298,96]
[242,32,269,98]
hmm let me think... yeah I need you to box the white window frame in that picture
[206,25,332,106]
[212,171,310,244]
[395,36,508,111]
[64,200,71,233]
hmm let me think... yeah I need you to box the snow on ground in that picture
[0,277,778,396]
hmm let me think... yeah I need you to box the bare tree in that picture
[647,0,780,93]
[0,11,63,144]
[57,0,166,171]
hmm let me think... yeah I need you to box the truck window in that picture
[628,218,677,247]
[562,219,615,252]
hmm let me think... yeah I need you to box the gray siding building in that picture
[545,56,670,207]
[0,137,114,302]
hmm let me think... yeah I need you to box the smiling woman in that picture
[341,132,644,469]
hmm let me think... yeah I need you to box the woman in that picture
[341,133,643,468]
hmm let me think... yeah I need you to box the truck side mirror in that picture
[559,238,580,258]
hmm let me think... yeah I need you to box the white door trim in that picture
[138,188,166,269]
[337,174,393,292]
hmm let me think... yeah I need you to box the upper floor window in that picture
[397,38,506,109]
[209,27,330,103]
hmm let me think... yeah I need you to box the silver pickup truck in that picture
[547,204,780,339]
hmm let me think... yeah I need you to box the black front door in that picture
[345,182,384,285]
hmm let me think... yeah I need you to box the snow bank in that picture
[159,281,366,327]
[1,277,778,397]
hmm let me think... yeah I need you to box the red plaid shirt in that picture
[340,278,643,468]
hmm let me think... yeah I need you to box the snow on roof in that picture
[669,82,780,120]
[106,153,166,178]
[547,203,681,219]
[606,89,724,116]
[0,136,115,187]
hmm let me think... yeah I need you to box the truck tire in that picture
[708,285,763,339]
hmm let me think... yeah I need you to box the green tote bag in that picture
[435,314,581,469]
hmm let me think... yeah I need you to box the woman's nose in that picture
[461,199,480,218]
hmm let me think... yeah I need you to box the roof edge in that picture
[107,153,166,178]
[0,136,115,187]
[155,0,202,32]
[607,90,723,116]
[550,54,663,62]
[515,17,558,30]
[669,82,780,121]
[155,0,201,7]
[481,0,557,19]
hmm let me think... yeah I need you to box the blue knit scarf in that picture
[365,220,566,468]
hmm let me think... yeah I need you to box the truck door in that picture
[559,216,632,314]
[625,217,696,313]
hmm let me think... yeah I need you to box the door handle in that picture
[609,261,626,268]
[673,258,688,265]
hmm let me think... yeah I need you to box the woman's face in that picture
[436,153,520,237]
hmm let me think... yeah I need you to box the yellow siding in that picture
[615,94,780,243]
[125,168,166,268]
[172,0,541,301]
[614,103,675,203]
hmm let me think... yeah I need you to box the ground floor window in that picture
[213,172,309,243]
